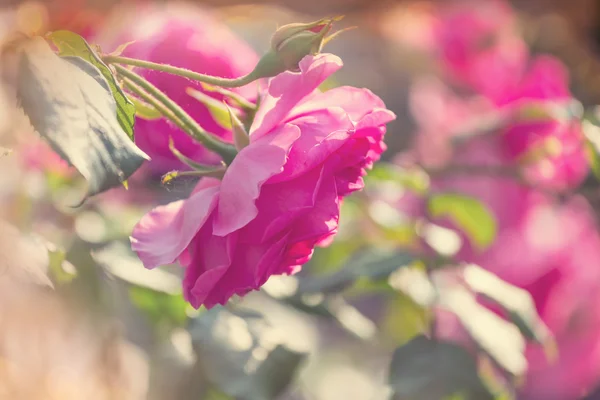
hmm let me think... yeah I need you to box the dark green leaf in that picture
[17,38,148,199]
[48,30,136,140]
[388,335,494,400]
[190,307,306,400]
[427,193,497,251]
[298,249,414,294]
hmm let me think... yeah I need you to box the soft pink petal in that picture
[250,53,343,139]
[290,86,388,122]
[130,180,220,269]
[213,124,301,236]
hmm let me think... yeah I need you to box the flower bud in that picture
[249,16,342,79]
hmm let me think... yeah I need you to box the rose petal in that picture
[250,53,343,139]
[213,124,301,236]
[131,179,220,269]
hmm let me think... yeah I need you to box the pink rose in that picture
[95,3,259,174]
[433,0,528,100]
[131,54,395,308]
[518,198,600,400]
[498,56,588,190]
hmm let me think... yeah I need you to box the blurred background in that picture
[3,0,600,399]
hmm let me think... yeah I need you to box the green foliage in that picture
[462,265,556,359]
[298,249,414,294]
[189,307,306,400]
[17,38,148,199]
[128,96,162,120]
[427,193,497,251]
[129,286,188,328]
[48,30,137,140]
[388,335,494,400]
[187,87,233,130]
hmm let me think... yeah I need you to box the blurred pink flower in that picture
[517,197,600,400]
[131,54,395,308]
[410,58,588,190]
[18,139,72,177]
[95,3,259,174]
[402,7,600,391]
[433,0,528,100]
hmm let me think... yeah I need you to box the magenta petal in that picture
[182,221,237,309]
[240,165,326,244]
[250,53,344,139]
[213,124,301,236]
[130,181,220,269]
[203,232,291,308]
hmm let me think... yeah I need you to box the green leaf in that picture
[190,307,306,400]
[186,87,233,130]
[92,242,180,294]
[298,249,414,294]
[128,96,161,120]
[583,120,600,180]
[462,264,556,360]
[427,193,497,251]
[48,30,136,140]
[47,244,77,284]
[129,286,188,328]
[17,38,148,199]
[366,163,430,195]
[388,335,494,400]
[390,265,528,377]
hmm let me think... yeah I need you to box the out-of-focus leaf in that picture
[439,286,527,377]
[583,120,600,180]
[189,307,306,400]
[92,242,180,294]
[366,163,430,195]
[17,38,148,199]
[462,264,555,359]
[0,146,11,157]
[129,286,188,328]
[298,249,414,294]
[129,96,161,120]
[47,243,77,284]
[427,193,497,251]
[0,221,52,288]
[388,335,494,400]
[48,30,136,139]
[388,265,436,308]
[390,265,528,377]
[187,87,233,130]
[262,276,378,340]
[381,292,428,345]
